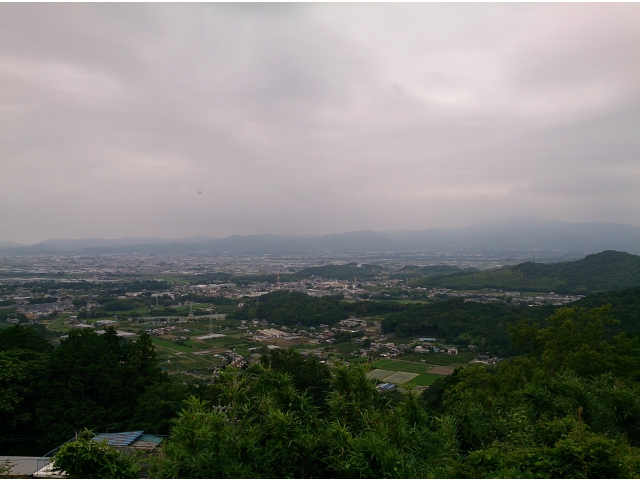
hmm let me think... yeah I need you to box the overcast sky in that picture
[1,3,639,243]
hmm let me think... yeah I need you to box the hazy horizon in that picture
[2,4,639,244]
[2,217,640,257]
[6,216,640,246]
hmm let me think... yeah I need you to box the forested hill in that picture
[285,263,383,281]
[414,250,640,294]
[381,285,640,356]
[574,285,640,333]
[228,290,349,327]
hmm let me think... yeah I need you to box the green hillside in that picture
[381,285,640,355]
[228,290,349,327]
[414,250,640,294]
[394,264,466,279]
[381,298,556,356]
[574,285,640,335]
[286,262,383,281]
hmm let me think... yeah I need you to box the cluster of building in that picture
[146,325,191,336]
[506,292,585,306]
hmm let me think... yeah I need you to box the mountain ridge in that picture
[2,218,640,255]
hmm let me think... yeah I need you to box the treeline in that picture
[574,285,640,335]
[413,250,640,294]
[0,326,193,455]
[228,291,349,327]
[394,264,466,278]
[53,306,640,478]
[381,299,555,355]
[380,286,640,355]
[284,262,383,281]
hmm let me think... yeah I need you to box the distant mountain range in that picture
[2,218,640,255]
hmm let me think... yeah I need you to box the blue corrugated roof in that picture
[93,431,143,447]
[139,434,164,445]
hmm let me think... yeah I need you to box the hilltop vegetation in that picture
[381,299,556,356]
[414,250,640,294]
[396,264,466,278]
[0,326,192,455]
[282,262,383,281]
[574,285,640,336]
[228,290,349,327]
[380,285,640,355]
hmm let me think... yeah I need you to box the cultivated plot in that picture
[371,359,430,374]
[428,366,455,376]
[383,371,419,384]
[367,369,395,380]
[406,373,441,386]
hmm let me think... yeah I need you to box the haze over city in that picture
[1,3,639,244]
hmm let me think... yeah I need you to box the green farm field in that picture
[371,359,431,374]
[406,373,441,386]
[419,352,477,365]
[152,337,195,353]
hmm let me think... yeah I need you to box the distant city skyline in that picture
[1,4,639,244]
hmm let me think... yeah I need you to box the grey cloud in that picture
[0,3,638,243]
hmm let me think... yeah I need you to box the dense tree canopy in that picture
[0,326,188,455]
[381,298,555,355]
[229,291,349,327]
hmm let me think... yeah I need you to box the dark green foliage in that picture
[286,262,383,281]
[397,264,464,278]
[52,429,139,479]
[416,250,640,294]
[129,377,199,435]
[0,325,191,455]
[0,324,53,353]
[346,300,403,317]
[259,349,332,409]
[28,296,58,304]
[382,298,555,355]
[33,329,163,452]
[0,308,20,323]
[99,298,145,311]
[333,330,352,344]
[151,364,460,478]
[36,328,161,452]
[575,285,640,335]
[229,291,349,327]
